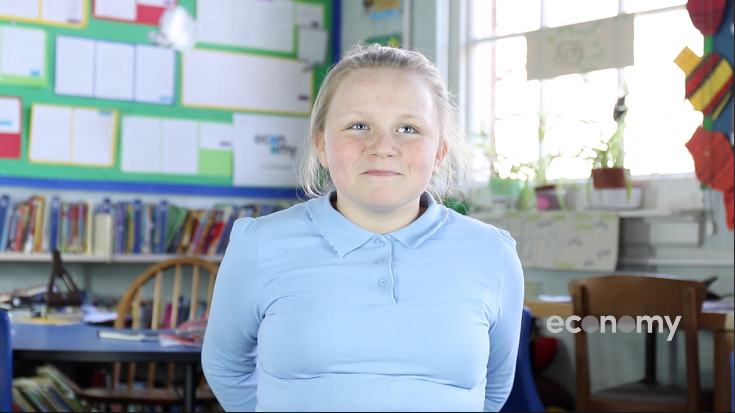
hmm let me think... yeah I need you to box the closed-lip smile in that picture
[363,170,401,176]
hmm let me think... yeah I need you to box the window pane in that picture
[471,0,494,39]
[495,79,540,119]
[624,0,687,14]
[495,115,540,164]
[496,0,541,36]
[495,36,527,79]
[623,10,703,176]
[545,0,618,28]
[470,42,494,134]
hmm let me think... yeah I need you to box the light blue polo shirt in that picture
[202,191,524,412]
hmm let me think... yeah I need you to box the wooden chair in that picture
[569,274,708,412]
[77,258,219,411]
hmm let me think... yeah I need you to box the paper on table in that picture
[0,96,21,134]
[537,295,572,303]
[0,26,45,79]
[121,116,162,173]
[199,121,233,177]
[295,2,324,28]
[0,0,39,20]
[94,0,137,21]
[55,35,95,97]
[71,108,116,167]
[181,49,312,114]
[29,105,73,164]
[137,0,175,7]
[134,45,175,104]
[232,113,307,187]
[161,119,198,175]
[297,27,329,66]
[41,0,84,24]
[94,40,134,101]
[98,329,160,341]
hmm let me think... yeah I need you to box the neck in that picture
[332,192,425,234]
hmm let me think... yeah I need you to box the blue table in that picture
[10,323,202,411]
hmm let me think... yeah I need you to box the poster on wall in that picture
[526,15,634,80]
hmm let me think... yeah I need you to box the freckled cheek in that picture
[328,140,364,170]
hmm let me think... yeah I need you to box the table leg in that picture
[644,330,656,383]
[184,363,194,412]
[713,331,734,412]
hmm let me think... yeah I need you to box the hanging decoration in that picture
[674,47,734,120]
[685,127,735,230]
[686,0,728,35]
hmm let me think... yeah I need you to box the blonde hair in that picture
[299,43,474,201]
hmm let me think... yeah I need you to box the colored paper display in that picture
[120,116,233,177]
[0,96,22,159]
[196,0,295,52]
[29,104,118,167]
[94,0,176,25]
[232,113,308,187]
[0,26,48,88]
[0,0,86,27]
[55,36,176,105]
[181,48,312,115]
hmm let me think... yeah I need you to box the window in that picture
[467,0,703,182]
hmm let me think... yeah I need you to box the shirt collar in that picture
[306,190,449,257]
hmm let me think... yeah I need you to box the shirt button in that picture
[376,240,384,246]
[378,279,388,287]
[376,258,384,264]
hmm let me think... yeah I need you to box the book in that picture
[11,387,36,412]
[0,196,12,253]
[114,202,126,254]
[156,200,168,254]
[13,378,57,412]
[47,197,61,252]
[97,329,160,341]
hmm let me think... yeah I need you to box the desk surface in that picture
[525,301,734,332]
[11,323,201,363]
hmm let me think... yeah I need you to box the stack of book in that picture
[11,364,84,412]
[104,200,280,256]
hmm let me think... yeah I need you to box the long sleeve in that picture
[484,229,525,412]
[202,218,261,412]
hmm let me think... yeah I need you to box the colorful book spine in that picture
[115,202,126,254]
[132,200,142,254]
[0,195,9,251]
[157,200,168,254]
[48,196,61,252]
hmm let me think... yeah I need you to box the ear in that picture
[314,130,329,169]
[433,141,448,175]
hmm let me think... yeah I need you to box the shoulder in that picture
[230,202,315,242]
[443,209,515,249]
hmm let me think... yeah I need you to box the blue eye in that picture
[397,125,417,133]
[349,123,368,130]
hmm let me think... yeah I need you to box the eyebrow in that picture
[335,111,429,122]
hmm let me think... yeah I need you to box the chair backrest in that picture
[112,258,219,390]
[569,274,706,412]
[500,306,545,412]
[0,310,12,412]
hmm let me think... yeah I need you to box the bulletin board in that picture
[0,0,335,198]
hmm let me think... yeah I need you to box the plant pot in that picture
[535,185,566,211]
[591,168,627,189]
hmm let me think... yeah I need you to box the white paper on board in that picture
[161,119,198,175]
[0,96,21,134]
[0,26,45,78]
[95,0,137,21]
[137,0,175,7]
[297,27,328,66]
[55,36,95,97]
[134,45,175,104]
[195,0,232,45]
[295,2,324,28]
[0,0,40,20]
[181,49,312,114]
[94,40,135,101]
[199,122,233,150]
[230,0,294,51]
[232,113,307,187]
[29,105,72,164]
[71,108,116,166]
[121,116,162,173]
[41,0,84,24]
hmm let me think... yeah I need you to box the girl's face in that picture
[316,68,447,214]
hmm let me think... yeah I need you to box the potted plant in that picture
[590,95,628,189]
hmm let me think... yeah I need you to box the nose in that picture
[367,129,398,158]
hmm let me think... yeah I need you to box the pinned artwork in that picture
[687,0,727,35]
[674,47,734,120]
[685,127,734,230]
